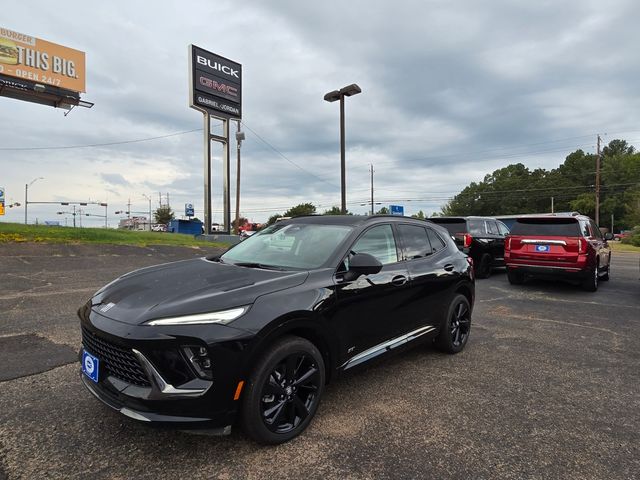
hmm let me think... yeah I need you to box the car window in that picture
[467,219,485,235]
[426,228,446,253]
[430,220,466,235]
[398,224,432,259]
[352,224,399,265]
[498,221,510,236]
[510,219,581,236]
[221,223,352,269]
[590,221,603,239]
[486,220,499,235]
[578,220,591,237]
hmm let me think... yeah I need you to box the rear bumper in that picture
[506,263,589,280]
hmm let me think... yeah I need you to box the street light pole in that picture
[370,164,374,216]
[324,84,362,214]
[24,177,44,224]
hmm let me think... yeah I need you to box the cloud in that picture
[2,0,640,226]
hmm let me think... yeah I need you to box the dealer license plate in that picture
[82,349,100,383]
[535,245,550,252]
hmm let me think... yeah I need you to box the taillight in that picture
[463,233,473,248]
[506,236,511,251]
[578,238,586,254]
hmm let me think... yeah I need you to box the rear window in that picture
[430,219,467,235]
[431,218,485,235]
[510,218,581,236]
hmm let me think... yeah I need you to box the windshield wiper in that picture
[232,262,287,271]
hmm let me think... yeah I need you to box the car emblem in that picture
[99,302,116,313]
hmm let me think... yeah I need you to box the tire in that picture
[475,253,493,279]
[581,265,599,292]
[240,336,325,445]
[601,258,610,281]
[435,294,472,354]
[507,268,524,285]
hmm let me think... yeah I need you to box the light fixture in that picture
[145,306,249,326]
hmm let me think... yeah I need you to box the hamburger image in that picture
[0,38,18,65]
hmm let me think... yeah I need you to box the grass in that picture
[609,241,640,253]
[0,222,228,248]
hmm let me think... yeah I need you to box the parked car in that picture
[78,215,474,444]
[504,214,613,291]
[614,230,632,241]
[430,216,510,278]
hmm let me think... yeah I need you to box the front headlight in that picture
[145,306,249,326]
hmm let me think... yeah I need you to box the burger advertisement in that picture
[0,27,85,93]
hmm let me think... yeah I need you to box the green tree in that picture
[323,206,342,215]
[266,214,282,226]
[411,210,426,219]
[283,203,316,217]
[375,207,389,215]
[154,205,174,224]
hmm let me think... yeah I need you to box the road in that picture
[1,244,639,479]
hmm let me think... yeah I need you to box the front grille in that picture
[81,326,151,387]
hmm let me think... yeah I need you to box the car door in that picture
[485,220,505,263]
[396,223,457,335]
[330,224,413,368]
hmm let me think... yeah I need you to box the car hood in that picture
[91,258,308,325]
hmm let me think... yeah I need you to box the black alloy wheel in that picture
[241,336,325,444]
[435,294,471,354]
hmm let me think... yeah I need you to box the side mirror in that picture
[604,232,614,241]
[343,252,383,281]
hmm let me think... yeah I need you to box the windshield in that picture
[221,223,353,270]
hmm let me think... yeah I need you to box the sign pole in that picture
[204,114,212,235]
[222,118,231,234]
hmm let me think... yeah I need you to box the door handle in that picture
[391,275,407,286]
[443,264,455,272]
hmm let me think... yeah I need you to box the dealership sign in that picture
[0,27,86,93]
[189,45,241,119]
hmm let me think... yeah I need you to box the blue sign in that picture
[185,203,195,217]
[390,205,404,216]
[0,187,4,201]
[82,350,99,383]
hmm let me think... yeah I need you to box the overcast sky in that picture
[2,0,640,227]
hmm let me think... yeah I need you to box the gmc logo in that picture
[199,76,238,97]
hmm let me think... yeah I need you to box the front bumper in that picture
[78,306,254,430]
[80,372,229,432]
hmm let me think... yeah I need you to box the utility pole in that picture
[595,135,602,225]
[551,196,554,214]
[127,198,131,219]
[370,164,375,215]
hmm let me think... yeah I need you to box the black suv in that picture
[79,215,474,444]
[430,216,510,278]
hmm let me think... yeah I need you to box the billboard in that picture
[0,27,86,93]
[0,186,5,216]
[189,45,241,119]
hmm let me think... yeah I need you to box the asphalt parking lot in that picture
[1,244,639,479]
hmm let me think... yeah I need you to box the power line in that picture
[240,121,339,188]
[0,128,202,151]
